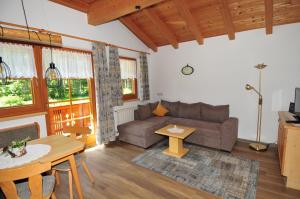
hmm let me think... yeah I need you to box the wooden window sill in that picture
[123,98,140,103]
[0,112,47,122]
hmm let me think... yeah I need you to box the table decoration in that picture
[0,144,51,169]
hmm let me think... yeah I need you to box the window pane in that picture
[122,78,135,95]
[0,79,33,108]
[120,59,137,79]
[70,79,89,99]
[47,79,70,103]
[48,78,94,135]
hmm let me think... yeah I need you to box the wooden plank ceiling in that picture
[50,0,300,52]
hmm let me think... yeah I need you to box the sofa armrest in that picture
[134,109,140,120]
[220,117,238,151]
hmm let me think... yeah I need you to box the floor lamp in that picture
[245,63,268,151]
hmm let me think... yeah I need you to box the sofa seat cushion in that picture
[117,119,166,148]
[185,131,221,150]
[169,117,221,137]
[118,120,165,137]
[145,116,172,124]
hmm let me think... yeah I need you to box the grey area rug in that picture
[133,142,259,199]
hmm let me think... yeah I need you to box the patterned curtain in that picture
[92,43,116,144]
[139,52,150,100]
[109,46,123,106]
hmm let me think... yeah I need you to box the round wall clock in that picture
[181,64,194,75]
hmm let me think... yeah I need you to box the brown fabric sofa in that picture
[117,100,238,152]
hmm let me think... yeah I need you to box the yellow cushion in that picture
[152,103,169,117]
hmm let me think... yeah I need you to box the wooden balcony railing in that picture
[48,100,93,135]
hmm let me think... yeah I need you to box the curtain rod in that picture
[0,21,150,55]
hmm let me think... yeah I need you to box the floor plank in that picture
[54,141,300,199]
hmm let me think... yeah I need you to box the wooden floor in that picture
[54,141,300,199]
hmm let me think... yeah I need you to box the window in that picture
[0,42,96,144]
[0,79,33,107]
[43,48,95,135]
[120,57,138,100]
[0,42,43,117]
[47,78,94,135]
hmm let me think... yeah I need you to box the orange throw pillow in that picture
[152,103,169,117]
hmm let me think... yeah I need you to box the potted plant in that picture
[7,137,30,158]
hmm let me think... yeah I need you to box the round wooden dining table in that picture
[0,135,85,199]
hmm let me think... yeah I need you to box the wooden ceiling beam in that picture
[218,0,235,40]
[173,0,204,45]
[143,9,178,49]
[49,0,89,13]
[88,0,166,25]
[264,0,273,34]
[120,17,158,52]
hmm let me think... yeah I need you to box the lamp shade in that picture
[255,63,267,69]
[0,56,11,85]
[45,62,62,88]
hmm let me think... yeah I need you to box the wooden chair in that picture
[52,126,94,199]
[0,162,56,199]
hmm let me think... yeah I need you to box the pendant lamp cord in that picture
[21,0,31,40]
[0,25,3,37]
[48,34,53,63]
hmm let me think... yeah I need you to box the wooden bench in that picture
[0,122,40,148]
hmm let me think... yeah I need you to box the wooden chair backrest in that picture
[52,109,64,135]
[63,126,90,145]
[0,162,51,199]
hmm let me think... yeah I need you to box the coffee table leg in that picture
[69,155,84,199]
[164,137,189,158]
[170,137,182,154]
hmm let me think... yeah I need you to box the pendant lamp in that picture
[45,34,62,88]
[0,0,31,85]
[0,57,11,85]
[0,21,11,85]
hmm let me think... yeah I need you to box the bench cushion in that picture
[0,123,39,148]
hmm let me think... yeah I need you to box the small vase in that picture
[8,145,27,158]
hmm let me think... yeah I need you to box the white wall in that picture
[0,0,148,52]
[149,23,300,143]
[0,0,149,135]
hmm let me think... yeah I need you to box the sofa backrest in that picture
[0,122,40,148]
[161,100,229,123]
[161,100,180,117]
[178,102,202,120]
[135,100,230,123]
[200,104,229,123]
[134,109,140,120]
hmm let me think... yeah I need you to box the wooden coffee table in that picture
[155,124,195,158]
